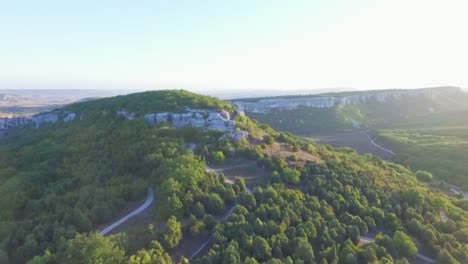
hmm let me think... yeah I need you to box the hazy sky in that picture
[1,0,467,91]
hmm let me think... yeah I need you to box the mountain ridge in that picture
[233,86,464,112]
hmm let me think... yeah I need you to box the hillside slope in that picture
[234,87,468,191]
[0,90,467,264]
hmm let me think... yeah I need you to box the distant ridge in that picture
[232,86,462,101]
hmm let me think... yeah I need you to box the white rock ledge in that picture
[145,109,235,133]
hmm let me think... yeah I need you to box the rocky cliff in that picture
[145,109,235,132]
[143,109,248,141]
[0,111,77,135]
[0,107,249,142]
[234,86,462,113]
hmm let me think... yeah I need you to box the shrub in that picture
[415,170,433,182]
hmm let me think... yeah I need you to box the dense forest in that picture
[0,91,236,263]
[0,90,467,263]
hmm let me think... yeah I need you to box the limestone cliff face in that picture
[145,109,235,133]
[64,113,76,122]
[234,87,462,113]
[0,113,59,130]
[1,107,247,142]
[117,110,136,120]
[0,111,79,135]
[144,109,248,141]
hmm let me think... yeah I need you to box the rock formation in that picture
[117,109,136,120]
[0,112,61,135]
[145,109,249,142]
[234,86,462,113]
[145,109,236,133]
[64,113,76,122]
[1,107,248,142]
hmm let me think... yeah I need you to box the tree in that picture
[415,170,433,182]
[282,168,301,184]
[348,226,360,243]
[293,238,315,263]
[213,151,225,164]
[178,258,189,264]
[392,231,417,258]
[58,233,127,264]
[223,241,241,264]
[454,228,468,243]
[162,216,182,249]
[168,193,183,218]
[360,244,378,263]
[437,249,460,264]
[400,190,423,207]
[29,249,54,264]
[204,193,225,215]
[193,201,206,218]
[263,135,274,145]
[343,253,358,264]
[288,154,299,162]
[253,236,272,261]
[234,178,247,194]
[395,258,410,264]
[238,192,257,210]
[244,257,259,264]
[128,240,173,264]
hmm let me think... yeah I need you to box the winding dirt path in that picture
[99,188,154,236]
[361,131,396,156]
[189,166,252,261]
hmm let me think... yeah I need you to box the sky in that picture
[1,0,467,91]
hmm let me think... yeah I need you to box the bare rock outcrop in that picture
[145,109,236,133]
[117,109,136,120]
[234,86,462,113]
[64,113,76,122]
[0,112,62,135]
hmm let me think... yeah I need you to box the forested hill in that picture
[65,89,233,115]
[0,90,467,264]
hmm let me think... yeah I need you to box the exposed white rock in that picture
[64,113,76,122]
[156,113,170,123]
[218,130,249,142]
[206,112,235,132]
[172,113,194,128]
[31,113,58,128]
[144,114,156,125]
[145,109,236,133]
[234,87,462,113]
[233,130,249,141]
[117,109,136,120]
[0,112,61,133]
[219,110,230,120]
[190,112,205,127]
